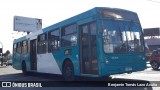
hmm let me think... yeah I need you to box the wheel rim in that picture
[66,66,72,77]
[152,62,158,69]
[63,62,74,81]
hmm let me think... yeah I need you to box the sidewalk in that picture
[0,62,7,67]
[0,65,7,68]
[0,61,9,68]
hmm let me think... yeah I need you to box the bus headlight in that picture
[139,56,145,60]
[142,57,145,60]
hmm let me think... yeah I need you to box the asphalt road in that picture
[0,64,160,90]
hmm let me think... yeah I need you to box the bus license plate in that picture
[125,67,132,71]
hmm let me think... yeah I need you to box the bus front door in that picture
[30,39,37,70]
[80,22,98,75]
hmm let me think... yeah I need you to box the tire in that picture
[22,62,27,75]
[151,61,159,70]
[63,61,74,81]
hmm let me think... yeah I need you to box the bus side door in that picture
[79,22,98,75]
[30,39,37,70]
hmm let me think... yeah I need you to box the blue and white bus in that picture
[12,7,146,80]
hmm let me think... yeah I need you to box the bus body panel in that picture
[12,7,146,78]
[12,53,22,70]
[13,36,27,70]
[100,53,146,76]
[36,53,61,74]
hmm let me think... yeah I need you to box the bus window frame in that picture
[37,33,48,54]
[48,29,60,52]
[61,23,77,47]
[13,43,17,54]
[22,40,28,54]
[16,42,22,54]
[101,19,145,54]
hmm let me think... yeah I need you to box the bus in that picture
[12,7,146,81]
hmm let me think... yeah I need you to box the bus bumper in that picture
[99,62,147,77]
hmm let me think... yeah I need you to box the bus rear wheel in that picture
[22,62,27,75]
[63,61,74,81]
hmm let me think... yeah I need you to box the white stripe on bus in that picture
[37,53,62,74]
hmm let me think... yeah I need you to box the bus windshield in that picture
[102,20,144,53]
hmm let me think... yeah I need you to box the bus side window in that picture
[17,42,22,54]
[13,43,17,54]
[37,33,47,54]
[61,24,77,47]
[22,41,28,54]
[48,29,60,52]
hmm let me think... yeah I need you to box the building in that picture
[144,28,160,51]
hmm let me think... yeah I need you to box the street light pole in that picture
[0,42,3,66]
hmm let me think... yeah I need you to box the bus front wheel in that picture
[63,61,74,81]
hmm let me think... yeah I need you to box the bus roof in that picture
[43,7,136,32]
[14,7,137,43]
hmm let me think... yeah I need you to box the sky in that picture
[0,0,160,53]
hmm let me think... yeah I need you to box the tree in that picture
[5,50,10,56]
[3,50,11,62]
